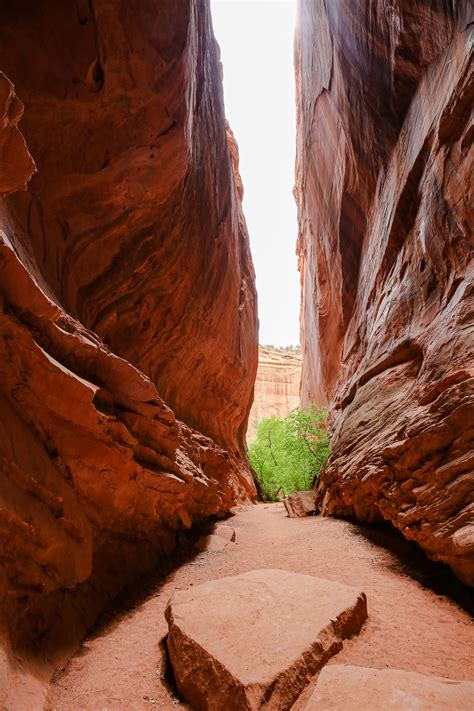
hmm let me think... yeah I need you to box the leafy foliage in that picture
[262,344,301,354]
[248,405,330,502]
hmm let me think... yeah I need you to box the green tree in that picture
[248,405,330,502]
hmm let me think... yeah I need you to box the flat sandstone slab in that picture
[165,569,367,710]
[305,665,474,710]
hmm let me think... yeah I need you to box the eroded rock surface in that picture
[295,0,474,582]
[248,347,302,440]
[165,569,367,710]
[0,1,258,456]
[0,1,257,704]
[305,665,474,711]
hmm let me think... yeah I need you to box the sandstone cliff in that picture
[296,0,473,584]
[0,2,257,702]
[247,346,302,440]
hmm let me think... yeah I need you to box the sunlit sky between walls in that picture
[210,0,300,347]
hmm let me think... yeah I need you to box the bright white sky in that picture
[211,0,300,347]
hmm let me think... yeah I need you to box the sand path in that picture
[47,504,473,710]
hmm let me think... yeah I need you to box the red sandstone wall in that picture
[295,0,473,584]
[0,0,257,456]
[0,2,257,702]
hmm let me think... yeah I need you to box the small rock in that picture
[194,534,232,552]
[213,524,236,542]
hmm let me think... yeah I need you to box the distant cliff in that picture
[248,346,302,439]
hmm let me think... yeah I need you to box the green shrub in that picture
[248,405,330,501]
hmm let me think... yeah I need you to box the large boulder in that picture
[305,665,474,710]
[283,491,316,518]
[165,569,367,710]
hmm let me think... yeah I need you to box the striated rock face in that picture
[295,1,474,583]
[0,0,257,693]
[247,347,302,439]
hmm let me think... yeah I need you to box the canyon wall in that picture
[0,2,257,704]
[247,347,302,440]
[296,0,473,584]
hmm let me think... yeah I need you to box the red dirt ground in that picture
[46,504,474,710]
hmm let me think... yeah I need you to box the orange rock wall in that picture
[295,1,473,583]
[247,347,302,440]
[0,2,257,702]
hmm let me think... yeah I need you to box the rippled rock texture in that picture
[295,1,473,584]
[247,347,302,440]
[0,1,257,700]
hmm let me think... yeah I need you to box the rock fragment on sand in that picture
[194,535,231,553]
[213,524,236,542]
[165,569,367,710]
[283,491,316,518]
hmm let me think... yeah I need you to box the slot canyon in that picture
[0,1,472,710]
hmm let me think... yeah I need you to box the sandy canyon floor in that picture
[47,504,473,710]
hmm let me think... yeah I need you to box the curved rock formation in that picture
[247,346,302,440]
[0,0,257,455]
[0,1,257,702]
[295,1,473,584]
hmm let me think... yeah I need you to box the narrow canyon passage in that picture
[47,505,473,711]
[0,0,472,707]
